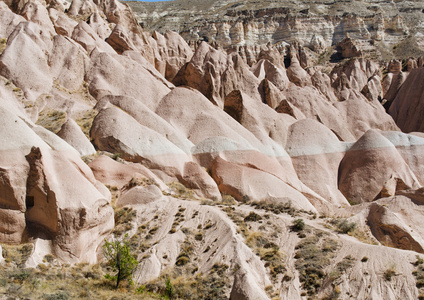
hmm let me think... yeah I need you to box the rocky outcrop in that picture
[3,0,424,297]
[338,130,420,204]
[57,118,96,156]
[129,0,421,58]
[388,67,424,132]
[0,106,113,263]
[336,37,362,59]
[173,42,261,108]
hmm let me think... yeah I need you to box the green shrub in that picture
[249,200,296,216]
[103,235,138,288]
[194,232,203,241]
[384,267,396,281]
[330,218,357,234]
[244,211,262,222]
[292,219,305,232]
[165,278,174,299]
[414,255,424,266]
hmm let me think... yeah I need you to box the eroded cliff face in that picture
[2,0,424,298]
[128,0,424,60]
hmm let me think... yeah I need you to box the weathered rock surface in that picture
[57,118,96,156]
[2,0,424,298]
[128,0,423,60]
[389,67,424,133]
[0,106,113,263]
[338,130,420,204]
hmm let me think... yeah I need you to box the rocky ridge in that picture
[128,0,424,61]
[0,0,424,298]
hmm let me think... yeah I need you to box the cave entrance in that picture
[26,195,34,209]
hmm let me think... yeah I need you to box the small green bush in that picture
[292,219,305,232]
[384,267,396,281]
[414,255,424,266]
[103,235,138,288]
[244,211,262,222]
[332,218,357,234]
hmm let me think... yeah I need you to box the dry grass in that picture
[392,36,424,59]
[0,38,6,54]
[166,182,195,200]
[249,199,297,217]
[36,109,67,134]
[140,263,231,299]
[113,207,137,236]
[294,231,339,296]
[75,109,98,138]
[0,243,149,299]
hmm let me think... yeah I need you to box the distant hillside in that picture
[127,0,424,59]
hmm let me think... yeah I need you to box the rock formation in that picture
[1,0,424,298]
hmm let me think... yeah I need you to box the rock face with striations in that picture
[2,0,424,298]
[128,0,423,60]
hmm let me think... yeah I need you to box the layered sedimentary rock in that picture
[128,0,423,60]
[2,0,424,297]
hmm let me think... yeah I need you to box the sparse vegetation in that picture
[413,256,424,295]
[123,177,157,190]
[167,182,195,200]
[292,218,305,232]
[0,246,145,299]
[103,236,138,288]
[327,255,356,282]
[75,109,98,138]
[0,38,6,54]
[220,194,237,205]
[384,265,397,281]
[113,207,137,236]
[244,230,286,279]
[329,218,377,245]
[2,244,33,267]
[139,263,231,299]
[294,231,339,296]
[249,200,297,217]
[330,218,356,234]
[244,211,262,222]
[36,109,67,134]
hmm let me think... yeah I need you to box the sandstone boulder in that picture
[90,106,190,178]
[388,67,424,132]
[71,21,115,54]
[367,202,424,252]
[106,24,137,54]
[96,94,193,154]
[86,50,171,110]
[48,8,78,37]
[286,119,349,206]
[153,30,193,81]
[88,11,111,40]
[156,87,268,154]
[286,50,311,87]
[251,59,289,92]
[49,34,89,91]
[117,184,163,207]
[0,1,26,38]
[173,42,261,107]
[0,21,53,101]
[285,85,355,141]
[336,37,362,58]
[211,156,317,212]
[57,118,96,156]
[88,155,167,190]
[338,130,420,204]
